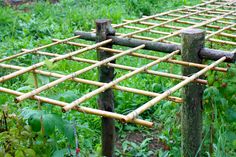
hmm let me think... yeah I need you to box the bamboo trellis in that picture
[0,0,235,127]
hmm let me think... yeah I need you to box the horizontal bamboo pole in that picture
[165,14,236,38]
[36,50,208,85]
[0,63,183,103]
[123,56,227,122]
[118,2,234,38]
[15,45,145,102]
[152,10,236,42]
[0,87,153,127]
[208,38,236,46]
[125,18,236,45]
[0,39,112,83]
[0,35,81,63]
[182,8,236,20]
[113,0,216,28]
[27,48,207,85]
[121,19,235,45]
[63,50,180,112]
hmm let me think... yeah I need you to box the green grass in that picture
[1,0,236,156]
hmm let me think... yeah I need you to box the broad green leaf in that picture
[15,150,24,157]
[23,148,36,157]
[28,114,41,132]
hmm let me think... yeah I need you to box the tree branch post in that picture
[181,29,205,157]
[96,19,116,157]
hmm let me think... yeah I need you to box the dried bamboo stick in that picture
[0,86,153,127]
[140,17,236,40]
[0,63,183,103]
[152,10,236,42]
[0,39,112,83]
[142,16,236,39]
[15,45,145,102]
[26,49,207,84]
[63,50,180,112]
[184,8,236,18]
[206,23,236,39]
[168,13,235,25]
[0,35,81,63]
[123,57,227,122]
[113,0,216,28]
[118,2,234,38]
[53,39,227,72]
[208,38,236,46]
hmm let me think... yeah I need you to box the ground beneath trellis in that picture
[116,131,170,156]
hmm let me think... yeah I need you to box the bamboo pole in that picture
[0,87,153,127]
[113,0,216,28]
[15,45,145,102]
[0,39,112,83]
[0,35,81,63]
[151,10,236,42]
[0,63,183,103]
[122,56,226,122]
[62,50,180,112]
[122,19,235,46]
[168,12,235,26]
[29,49,207,84]
[120,20,235,46]
[139,16,236,39]
[208,38,236,46]
[118,2,235,38]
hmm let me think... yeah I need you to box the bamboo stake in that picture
[63,50,180,112]
[205,23,236,39]
[0,63,183,103]
[15,45,145,102]
[123,57,226,122]
[0,35,81,63]
[0,39,112,83]
[0,87,153,127]
[53,39,228,72]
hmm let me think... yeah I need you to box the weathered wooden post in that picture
[181,29,205,157]
[96,19,116,157]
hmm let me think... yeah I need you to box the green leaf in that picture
[42,114,56,136]
[23,148,36,157]
[64,123,74,144]
[52,148,68,157]
[28,114,41,132]
[15,150,24,157]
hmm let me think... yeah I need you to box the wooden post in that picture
[96,19,116,157]
[181,29,205,157]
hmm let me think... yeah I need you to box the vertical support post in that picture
[96,19,116,157]
[181,29,205,157]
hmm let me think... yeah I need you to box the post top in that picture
[181,28,205,35]
[95,19,111,24]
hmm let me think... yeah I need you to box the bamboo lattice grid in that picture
[0,0,235,127]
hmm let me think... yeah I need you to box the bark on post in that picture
[96,19,116,157]
[181,29,205,157]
